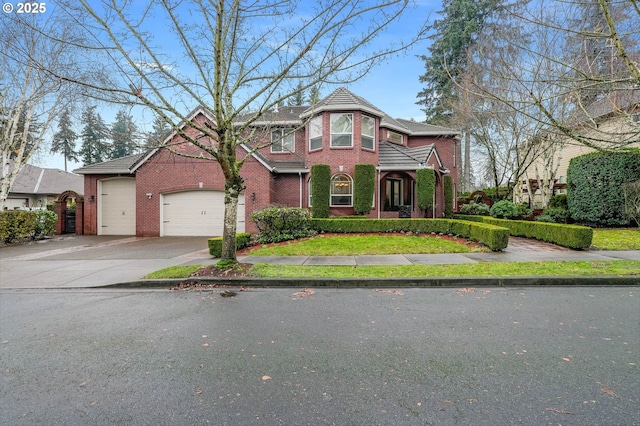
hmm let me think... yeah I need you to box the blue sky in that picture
[34,0,440,172]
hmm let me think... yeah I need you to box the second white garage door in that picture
[161,191,245,236]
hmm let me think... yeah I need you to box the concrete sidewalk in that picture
[1,235,639,289]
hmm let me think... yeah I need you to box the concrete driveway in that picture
[0,235,212,289]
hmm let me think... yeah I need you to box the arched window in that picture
[331,173,353,206]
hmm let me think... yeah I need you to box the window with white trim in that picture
[271,129,295,153]
[362,115,375,150]
[331,113,353,147]
[309,116,323,151]
[331,173,353,206]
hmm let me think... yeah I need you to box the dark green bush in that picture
[35,210,58,239]
[208,233,251,257]
[0,210,42,243]
[460,201,490,215]
[490,200,519,219]
[536,207,570,224]
[311,164,331,218]
[251,206,316,243]
[549,194,568,209]
[444,176,454,218]
[416,168,435,214]
[568,150,640,227]
[309,218,509,251]
[353,164,376,216]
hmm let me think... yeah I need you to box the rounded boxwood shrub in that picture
[490,200,519,219]
[251,206,316,244]
[460,201,490,215]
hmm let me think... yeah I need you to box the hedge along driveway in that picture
[309,218,510,251]
[454,215,593,249]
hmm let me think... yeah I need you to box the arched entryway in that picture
[380,171,415,215]
[54,191,84,235]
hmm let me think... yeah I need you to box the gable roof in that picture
[12,164,84,195]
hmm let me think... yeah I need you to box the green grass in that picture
[250,260,640,278]
[144,265,202,279]
[592,229,640,250]
[144,229,640,280]
[248,234,486,256]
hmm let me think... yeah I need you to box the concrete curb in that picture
[104,275,640,289]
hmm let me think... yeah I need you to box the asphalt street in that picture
[1,286,638,425]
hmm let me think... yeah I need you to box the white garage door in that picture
[161,191,245,236]
[99,178,136,235]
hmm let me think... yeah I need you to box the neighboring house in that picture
[5,164,83,210]
[75,88,460,236]
[515,91,640,209]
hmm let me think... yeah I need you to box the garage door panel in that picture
[162,191,244,236]
[100,179,136,235]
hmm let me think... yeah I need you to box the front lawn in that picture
[592,228,640,250]
[246,234,487,256]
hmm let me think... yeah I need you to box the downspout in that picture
[299,172,303,208]
[377,168,381,219]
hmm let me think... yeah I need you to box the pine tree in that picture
[110,109,138,159]
[79,105,109,165]
[50,107,78,171]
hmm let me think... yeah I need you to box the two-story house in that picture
[75,88,460,236]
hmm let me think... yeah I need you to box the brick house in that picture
[75,88,460,236]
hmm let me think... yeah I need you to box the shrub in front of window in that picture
[568,150,640,227]
[250,207,316,244]
[416,168,435,216]
[311,164,331,218]
[353,163,376,215]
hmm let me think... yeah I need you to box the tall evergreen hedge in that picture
[353,163,376,215]
[311,164,331,218]
[444,175,454,218]
[567,150,640,227]
[416,168,435,216]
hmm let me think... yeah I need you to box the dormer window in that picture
[331,113,353,147]
[387,130,403,144]
[362,115,375,150]
[271,129,295,153]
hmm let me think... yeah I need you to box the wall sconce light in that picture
[89,195,95,202]
[146,193,153,199]
[250,192,256,201]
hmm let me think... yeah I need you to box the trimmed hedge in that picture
[416,168,435,213]
[455,214,593,249]
[353,163,376,215]
[311,164,331,218]
[444,175,454,218]
[0,210,57,243]
[208,233,252,257]
[309,218,509,251]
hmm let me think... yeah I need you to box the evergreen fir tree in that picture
[143,115,170,149]
[110,109,138,158]
[79,105,110,165]
[50,107,78,171]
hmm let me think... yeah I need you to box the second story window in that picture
[362,115,375,150]
[387,130,403,144]
[331,113,353,147]
[309,116,323,151]
[271,129,295,153]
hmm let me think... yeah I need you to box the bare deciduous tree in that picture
[0,13,77,210]
[59,0,426,261]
